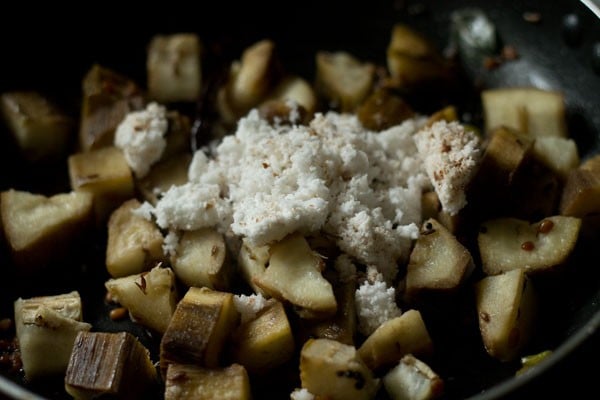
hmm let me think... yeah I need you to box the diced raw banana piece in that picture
[105,265,178,335]
[163,111,192,160]
[532,137,579,180]
[475,269,537,361]
[160,287,239,374]
[165,363,251,400]
[424,106,458,127]
[315,51,375,112]
[358,310,433,371]
[383,355,444,400]
[65,331,157,399]
[386,24,451,88]
[405,219,474,300]
[468,126,533,198]
[147,33,202,103]
[254,234,336,319]
[388,24,441,59]
[237,239,270,296]
[231,299,294,373]
[478,216,581,275]
[300,338,379,400]
[138,154,191,205]
[420,191,460,234]
[0,91,75,162]
[265,75,317,116]
[481,88,567,137]
[301,272,357,345]
[171,228,232,290]
[0,189,92,270]
[79,64,145,151]
[466,126,534,220]
[106,199,164,278]
[356,88,414,131]
[508,158,562,221]
[14,291,91,380]
[258,99,309,126]
[68,146,134,223]
[226,39,279,114]
[560,154,600,217]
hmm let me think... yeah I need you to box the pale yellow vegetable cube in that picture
[147,33,202,103]
[1,189,92,270]
[68,146,134,223]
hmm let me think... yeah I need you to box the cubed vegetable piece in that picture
[0,189,92,270]
[358,310,433,371]
[171,228,232,290]
[231,299,294,373]
[0,91,74,162]
[481,88,567,137]
[224,39,280,116]
[300,272,357,345]
[254,234,337,319]
[14,292,91,380]
[65,331,157,399]
[357,88,414,131]
[424,106,458,127]
[147,33,202,103]
[315,51,375,112]
[383,355,444,400]
[532,137,579,180]
[137,154,191,205]
[386,24,452,88]
[420,191,460,233]
[466,126,533,219]
[68,146,134,223]
[163,111,192,159]
[300,338,379,400]
[405,219,474,301]
[237,239,270,296]
[160,287,239,374]
[79,64,145,151]
[475,269,537,361]
[560,154,600,217]
[106,199,164,278]
[164,363,251,400]
[478,216,581,275]
[105,265,178,335]
[262,75,317,116]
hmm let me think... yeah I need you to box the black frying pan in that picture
[0,1,598,399]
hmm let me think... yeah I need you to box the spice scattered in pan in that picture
[0,319,12,332]
[523,11,542,24]
[109,307,128,321]
[537,219,554,234]
[501,45,519,61]
[521,241,535,251]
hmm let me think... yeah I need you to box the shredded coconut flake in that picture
[114,102,168,178]
[152,183,230,231]
[131,201,154,221]
[162,230,180,257]
[233,294,268,324]
[334,254,357,283]
[355,275,402,336]
[143,110,473,279]
[414,121,482,215]
[290,388,315,400]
